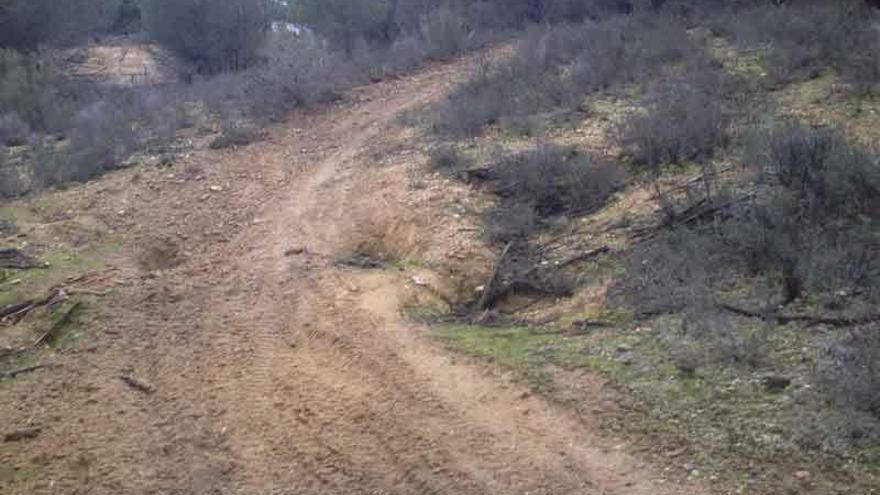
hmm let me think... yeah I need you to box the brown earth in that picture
[0,53,703,495]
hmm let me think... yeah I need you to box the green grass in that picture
[429,313,880,494]
[0,246,114,309]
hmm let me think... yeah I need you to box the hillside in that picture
[2,1,879,494]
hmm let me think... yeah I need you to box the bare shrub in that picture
[493,144,623,217]
[0,0,123,50]
[433,12,701,137]
[30,98,136,187]
[419,6,473,59]
[485,201,538,245]
[618,70,732,173]
[142,0,271,73]
[483,143,624,243]
[0,162,27,198]
[0,51,187,197]
[621,226,732,316]
[816,326,880,422]
[728,124,880,303]
[796,324,880,457]
[622,122,879,316]
[663,308,771,373]
[0,49,78,134]
[0,113,30,146]
[724,0,880,89]
[210,121,262,150]
[434,32,575,137]
[428,145,471,172]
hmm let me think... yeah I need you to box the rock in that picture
[616,344,632,353]
[284,246,305,256]
[4,427,40,442]
[616,352,635,365]
[794,470,812,482]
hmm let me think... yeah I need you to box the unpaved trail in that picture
[1,54,702,494]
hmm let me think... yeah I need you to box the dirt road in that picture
[0,54,701,494]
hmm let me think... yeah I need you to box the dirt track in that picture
[0,54,702,494]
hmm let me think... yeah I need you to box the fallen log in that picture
[0,248,46,269]
[719,303,880,327]
[1,362,55,379]
[0,300,35,319]
[2,289,68,325]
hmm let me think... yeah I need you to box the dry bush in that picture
[729,123,880,304]
[433,12,701,137]
[0,49,78,135]
[816,326,880,421]
[622,122,879,313]
[210,121,262,150]
[722,0,880,90]
[0,113,30,147]
[428,145,471,172]
[0,48,191,197]
[618,68,733,173]
[142,0,271,74]
[484,143,625,244]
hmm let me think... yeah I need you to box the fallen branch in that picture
[119,374,155,394]
[0,248,46,269]
[555,245,611,269]
[1,362,55,379]
[2,289,68,326]
[457,166,493,183]
[650,165,734,201]
[484,279,573,309]
[0,300,35,319]
[719,303,880,327]
[630,195,746,242]
[34,301,82,346]
[477,242,513,311]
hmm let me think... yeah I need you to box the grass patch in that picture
[429,310,880,492]
[0,245,115,309]
[432,324,559,392]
